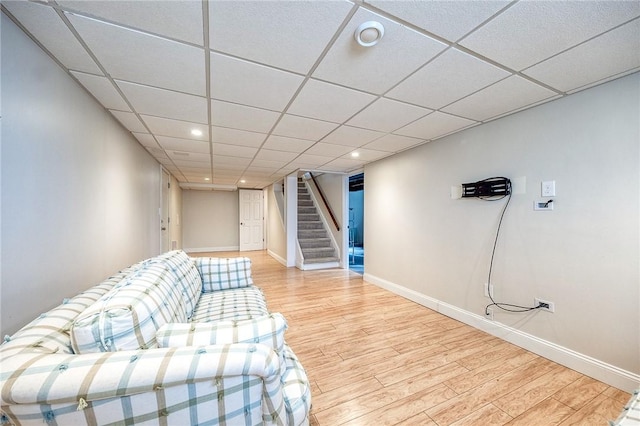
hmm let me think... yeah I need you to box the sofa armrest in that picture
[194,257,253,292]
[0,344,282,407]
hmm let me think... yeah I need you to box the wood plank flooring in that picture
[191,250,630,425]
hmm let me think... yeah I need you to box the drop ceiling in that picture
[3,0,639,189]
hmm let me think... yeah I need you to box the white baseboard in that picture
[184,246,239,253]
[363,272,640,393]
[267,249,287,267]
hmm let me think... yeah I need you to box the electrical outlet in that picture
[484,283,494,298]
[535,297,555,313]
[542,181,556,197]
[485,308,494,321]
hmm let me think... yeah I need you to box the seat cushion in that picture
[191,286,268,322]
[156,313,288,366]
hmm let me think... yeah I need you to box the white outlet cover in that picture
[542,180,555,197]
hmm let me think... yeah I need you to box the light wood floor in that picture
[192,250,630,426]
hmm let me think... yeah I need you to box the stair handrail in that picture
[308,173,341,232]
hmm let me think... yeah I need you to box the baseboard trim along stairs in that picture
[298,178,339,270]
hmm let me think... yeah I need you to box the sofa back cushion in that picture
[70,263,187,353]
[149,250,202,319]
[195,257,253,292]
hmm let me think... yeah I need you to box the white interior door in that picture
[239,189,264,251]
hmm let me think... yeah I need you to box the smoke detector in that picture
[354,21,384,47]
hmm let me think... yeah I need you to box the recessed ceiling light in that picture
[240,179,246,184]
[190,129,203,136]
[354,21,384,47]
[351,152,360,158]
[204,177,210,181]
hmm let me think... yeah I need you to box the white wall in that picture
[266,184,287,265]
[1,15,162,336]
[364,73,639,389]
[182,190,239,252]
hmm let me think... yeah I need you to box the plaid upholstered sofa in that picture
[0,250,311,425]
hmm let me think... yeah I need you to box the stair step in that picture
[303,257,339,264]
[298,213,320,222]
[298,229,327,238]
[299,238,331,249]
[298,200,313,206]
[298,222,324,230]
[298,207,317,214]
[301,247,337,259]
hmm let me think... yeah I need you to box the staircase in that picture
[298,179,339,267]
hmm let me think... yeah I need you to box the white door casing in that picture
[161,169,171,253]
[239,189,264,251]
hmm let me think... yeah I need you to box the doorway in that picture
[348,173,364,274]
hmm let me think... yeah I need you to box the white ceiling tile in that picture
[58,0,203,45]
[395,111,477,140]
[288,79,376,123]
[459,1,640,71]
[173,158,210,167]
[272,115,339,141]
[179,165,211,174]
[71,71,130,110]
[305,143,354,157]
[361,134,424,153]
[213,156,252,168]
[255,149,298,162]
[387,48,511,109]
[116,80,207,124]
[322,125,385,147]
[213,143,258,159]
[145,146,167,159]
[132,132,160,149]
[347,148,389,162]
[167,151,210,163]
[321,158,365,172]
[524,19,640,93]
[209,1,353,74]
[3,1,101,74]
[210,53,304,112]
[313,8,447,94]
[213,178,240,185]
[262,136,315,153]
[366,0,511,42]
[109,110,147,133]
[67,13,205,95]
[156,136,210,154]
[346,98,432,132]
[140,115,209,141]
[211,100,280,133]
[211,127,267,148]
[250,159,289,170]
[441,76,558,122]
[292,154,334,167]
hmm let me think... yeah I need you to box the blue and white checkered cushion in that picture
[149,250,202,319]
[156,313,288,365]
[191,286,269,322]
[70,262,188,353]
[195,257,254,292]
